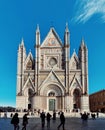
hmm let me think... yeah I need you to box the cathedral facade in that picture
[16,25,89,112]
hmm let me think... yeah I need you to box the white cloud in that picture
[73,0,105,23]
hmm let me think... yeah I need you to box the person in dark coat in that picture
[96,111,99,118]
[53,111,56,121]
[40,110,46,128]
[22,114,29,130]
[46,112,52,128]
[58,112,65,130]
[11,113,19,130]
[81,112,88,121]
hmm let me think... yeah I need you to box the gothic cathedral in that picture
[16,24,89,112]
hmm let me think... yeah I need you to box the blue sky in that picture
[0,0,105,107]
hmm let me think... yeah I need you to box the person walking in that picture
[11,113,19,130]
[96,111,99,118]
[58,112,65,130]
[22,114,29,130]
[46,112,52,128]
[40,110,46,128]
[53,111,56,121]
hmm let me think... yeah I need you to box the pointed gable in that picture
[41,27,62,47]
[70,51,79,70]
[22,76,35,92]
[25,52,33,70]
[39,70,65,89]
[47,71,59,83]
[69,74,82,92]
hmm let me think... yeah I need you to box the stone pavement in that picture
[0,115,105,130]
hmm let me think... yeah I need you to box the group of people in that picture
[80,111,99,121]
[40,110,65,130]
[11,113,28,130]
[80,112,89,121]
[11,111,65,130]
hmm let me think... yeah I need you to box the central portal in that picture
[49,99,55,111]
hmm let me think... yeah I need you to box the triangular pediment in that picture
[70,74,82,91]
[47,71,59,82]
[41,28,62,47]
[22,76,35,91]
[70,52,79,70]
[39,70,65,89]
[25,52,33,69]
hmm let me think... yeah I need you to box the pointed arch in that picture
[22,76,35,96]
[70,52,79,70]
[40,83,65,96]
[72,88,81,109]
[39,70,65,90]
[25,52,33,70]
[69,75,82,96]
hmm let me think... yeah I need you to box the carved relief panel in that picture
[40,48,64,70]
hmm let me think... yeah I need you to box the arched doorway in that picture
[40,84,64,111]
[73,89,81,110]
[48,91,56,111]
[28,88,34,110]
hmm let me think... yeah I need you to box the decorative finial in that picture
[21,37,24,46]
[66,22,68,28]
[81,37,85,46]
[65,22,69,32]
[36,24,40,32]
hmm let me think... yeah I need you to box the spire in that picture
[64,22,70,45]
[65,22,69,33]
[36,24,40,46]
[79,37,88,52]
[81,38,85,46]
[36,24,40,33]
[21,37,24,46]
[19,38,26,57]
[79,38,85,50]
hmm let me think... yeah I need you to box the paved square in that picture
[0,114,105,130]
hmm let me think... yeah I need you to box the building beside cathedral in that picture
[89,90,105,112]
[16,24,89,112]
